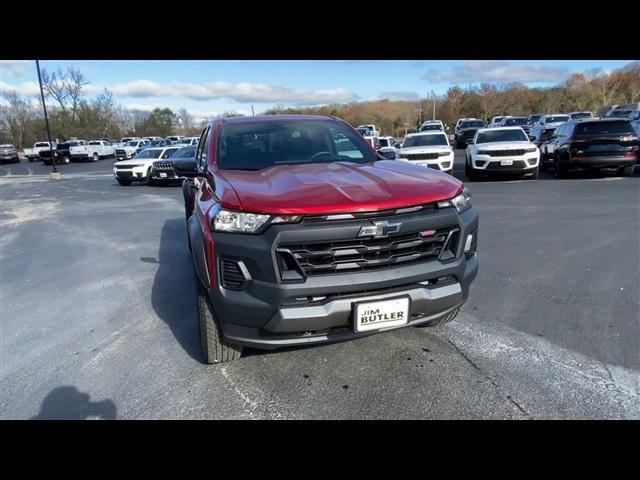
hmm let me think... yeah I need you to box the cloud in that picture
[0,80,102,98]
[0,80,42,97]
[1,77,358,107]
[378,91,421,101]
[424,61,570,84]
[111,80,358,105]
[0,60,30,77]
[122,102,171,112]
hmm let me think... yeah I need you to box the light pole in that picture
[35,60,59,178]
[432,90,436,120]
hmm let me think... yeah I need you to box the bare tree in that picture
[0,90,37,148]
[177,108,194,133]
[92,89,117,137]
[41,67,88,122]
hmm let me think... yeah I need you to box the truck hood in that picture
[114,157,154,166]
[216,160,463,215]
[399,146,452,155]
[475,141,534,150]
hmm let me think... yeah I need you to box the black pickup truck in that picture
[40,140,87,165]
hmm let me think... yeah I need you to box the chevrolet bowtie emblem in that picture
[358,220,401,238]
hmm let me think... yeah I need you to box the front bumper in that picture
[472,154,539,173]
[113,166,148,181]
[115,152,135,160]
[566,155,637,170]
[207,206,479,349]
[397,154,454,172]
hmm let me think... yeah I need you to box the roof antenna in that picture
[251,105,255,116]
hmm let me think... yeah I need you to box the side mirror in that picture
[174,160,205,178]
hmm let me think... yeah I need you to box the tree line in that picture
[265,62,640,137]
[0,67,244,148]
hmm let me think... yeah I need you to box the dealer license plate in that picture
[354,297,410,332]
[500,159,514,166]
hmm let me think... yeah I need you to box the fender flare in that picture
[189,215,210,290]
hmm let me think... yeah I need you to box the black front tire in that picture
[143,168,154,185]
[553,155,568,178]
[92,153,99,162]
[195,273,243,364]
[527,167,539,180]
[466,160,480,181]
[415,306,461,328]
[28,157,34,163]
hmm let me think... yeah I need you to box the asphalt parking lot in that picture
[1,153,639,419]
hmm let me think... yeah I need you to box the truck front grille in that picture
[277,226,460,277]
[404,152,447,160]
[485,160,526,169]
[153,161,175,174]
[482,149,527,157]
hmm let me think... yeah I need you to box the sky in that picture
[0,60,634,121]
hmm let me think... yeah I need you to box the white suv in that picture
[465,127,540,181]
[536,114,570,127]
[396,131,454,174]
[113,146,182,186]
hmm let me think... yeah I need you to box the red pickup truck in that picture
[176,115,479,363]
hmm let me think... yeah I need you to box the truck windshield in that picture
[402,134,448,147]
[476,129,529,143]
[420,124,443,131]
[503,118,528,126]
[460,121,485,128]
[574,121,634,135]
[135,149,164,159]
[544,116,569,123]
[571,112,592,119]
[217,120,379,170]
[126,141,140,146]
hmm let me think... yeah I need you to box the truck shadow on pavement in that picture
[149,218,202,363]
[31,386,117,420]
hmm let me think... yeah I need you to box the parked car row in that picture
[17,134,200,166]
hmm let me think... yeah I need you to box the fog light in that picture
[441,162,451,169]
[475,160,486,167]
[527,157,537,166]
[464,234,474,252]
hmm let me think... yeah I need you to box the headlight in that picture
[524,147,538,153]
[212,209,301,234]
[437,187,472,214]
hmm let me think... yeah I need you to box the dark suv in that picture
[176,115,479,363]
[455,120,487,149]
[547,118,639,177]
